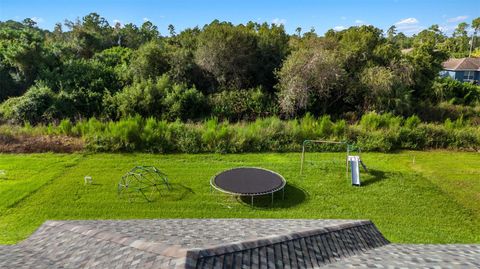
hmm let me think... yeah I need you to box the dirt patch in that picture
[0,134,83,153]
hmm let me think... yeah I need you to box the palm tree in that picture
[469,17,480,57]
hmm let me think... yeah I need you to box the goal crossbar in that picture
[300,140,351,176]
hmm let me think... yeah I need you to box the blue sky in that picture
[0,0,479,35]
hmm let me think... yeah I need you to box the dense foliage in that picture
[1,14,480,125]
[6,113,478,153]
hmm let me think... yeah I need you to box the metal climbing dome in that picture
[118,166,171,201]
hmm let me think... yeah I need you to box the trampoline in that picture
[210,167,286,206]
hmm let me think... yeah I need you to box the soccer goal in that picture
[300,140,368,185]
[300,140,350,176]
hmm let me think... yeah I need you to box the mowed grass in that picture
[0,151,478,244]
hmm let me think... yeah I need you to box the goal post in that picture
[299,140,351,176]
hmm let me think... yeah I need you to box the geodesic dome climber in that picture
[118,166,171,201]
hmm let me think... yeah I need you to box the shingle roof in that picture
[442,57,480,71]
[0,219,479,268]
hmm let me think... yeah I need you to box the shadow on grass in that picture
[238,183,308,209]
[361,169,387,186]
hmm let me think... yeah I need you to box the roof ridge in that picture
[190,220,390,269]
[189,220,376,259]
[454,58,466,70]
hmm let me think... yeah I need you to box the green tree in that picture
[109,79,166,118]
[109,75,207,120]
[469,17,480,56]
[165,27,205,87]
[195,21,258,89]
[276,43,345,116]
[64,13,114,58]
[387,25,397,41]
[94,46,133,84]
[326,25,387,72]
[115,23,143,48]
[129,40,169,80]
[253,22,290,91]
[452,22,470,56]
[0,23,46,93]
[295,27,302,37]
[0,83,57,124]
[44,58,121,118]
[140,21,160,41]
[168,24,176,37]
[22,18,37,28]
[360,60,413,114]
[407,38,448,100]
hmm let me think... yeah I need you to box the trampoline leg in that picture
[251,196,253,207]
[271,193,274,205]
[282,188,285,200]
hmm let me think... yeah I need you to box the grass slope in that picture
[0,151,478,244]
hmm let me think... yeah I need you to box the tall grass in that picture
[1,112,479,153]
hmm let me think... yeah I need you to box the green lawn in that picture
[0,151,479,244]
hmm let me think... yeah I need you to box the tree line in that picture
[1,13,479,124]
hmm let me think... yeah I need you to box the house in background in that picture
[441,57,480,84]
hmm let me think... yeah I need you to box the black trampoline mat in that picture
[213,167,285,195]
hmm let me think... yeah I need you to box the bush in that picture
[110,79,165,119]
[415,102,480,122]
[209,87,276,121]
[85,116,143,152]
[433,77,480,105]
[2,113,479,153]
[359,112,402,131]
[0,83,57,124]
[109,75,208,121]
[47,58,122,118]
[140,117,171,153]
[163,84,208,121]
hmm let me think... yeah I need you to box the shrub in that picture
[2,113,479,153]
[432,77,480,105]
[404,115,421,128]
[0,83,57,124]
[201,118,234,153]
[209,87,276,121]
[359,112,402,131]
[163,84,208,121]
[111,79,165,119]
[355,129,398,152]
[140,117,171,153]
[110,75,208,121]
[173,123,202,153]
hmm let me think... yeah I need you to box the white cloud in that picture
[395,17,419,25]
[143,17,150,22]
[397,25,424,34]
[394,17,423,34]
[272,18,287,25]
[31,17,44,24]
[113,19,121,24]
[446,15,468,23]
[355,19,365,24]
[333,25,347,31]
[438,25,448,32]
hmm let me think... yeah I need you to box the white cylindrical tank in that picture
[348,156,361,186]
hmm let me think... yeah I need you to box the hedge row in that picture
[12,112,478,153]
